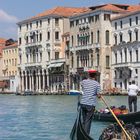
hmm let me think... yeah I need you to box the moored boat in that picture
[93,111,140,123]
[99,122,140,140]
[67,90,82,95]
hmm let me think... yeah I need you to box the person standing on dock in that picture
[80,69,101,135]
[128,80,139,112]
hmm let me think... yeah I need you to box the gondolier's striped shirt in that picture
[80,78,101,106]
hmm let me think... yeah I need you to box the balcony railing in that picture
[25,62,41,67]
[70,43,100,51]
[51,58,65,63]
[25,42,42,48]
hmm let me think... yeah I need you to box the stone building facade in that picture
[17,7,89,93]
[111,10,140,91]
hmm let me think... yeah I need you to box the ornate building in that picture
[111,10,140,91]
[17,7,89,93]
[69,4,137,90]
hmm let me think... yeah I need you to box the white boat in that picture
[67,90,82,95]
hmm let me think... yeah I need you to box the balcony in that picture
[51,58,65,63]
[25,62,42,68]
[25,42,42,48]
[70,43,100,51]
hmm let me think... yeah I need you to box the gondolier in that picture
[128,80,139,112]
[80,69,101,135]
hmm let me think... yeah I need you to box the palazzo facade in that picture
[111,10,140,91]
[17,7,89,93]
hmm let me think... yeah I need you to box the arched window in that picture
[105,30,109,44]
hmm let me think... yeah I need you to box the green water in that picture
[0,95,139,140]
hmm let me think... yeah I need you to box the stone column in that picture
[42,71,45,91]
[36,73,38,91]
[25,71,28,90]
[38,72,41,91]
[29,74,32,91]
[21,72,24,92]
[32,74,34,91]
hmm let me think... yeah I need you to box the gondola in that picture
[93,111,140,123]
[70,107,94,140]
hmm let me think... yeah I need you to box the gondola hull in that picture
[93,111,140,123]
[70,108,94,140]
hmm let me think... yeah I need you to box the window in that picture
[124,48,127,62]
[95,15,99,22]
[71,55,74,68]
[115,53,117,64]
[55,18,59,26]
[55,32,59,40]
[71,36,74,46]
[106,55,110,68]
[91,54,93,66]
[26,24,28,30]
[48,19,50,24]
[55,52,59,59]
[26,36,28,44]
[40,52,42,62]
[26,54,28,63]
[115,22,117,30]
[91,32,93,44]
[104,14,110,20]
[136,16,138,25]
[120,21,123,28]
[47,32,50,40]
[120,33,123,42]
[39,33,42,41]
[135,30,138,41]
[19,37,21,45]
[19,25,21,31]
[19,55,22,64]
[36,21,38,28]
[114,35,117,45]
[76,20,79,25]
[130,51,132,62]
[15,59,17,66]
[97,53,99,65]
[97,30,100,43]
[105,30,109,44]
[30,23,32,29]
[136,50,138,62]
[77,34,79,46]
[129,18,132,26]
[40,20,42,27]
[77,56,79,67]
[48,52,50,61]
[70,21,74,27]
[120,52,122,62]
[129,32,132,42]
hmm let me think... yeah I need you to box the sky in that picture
[0,0,140,39]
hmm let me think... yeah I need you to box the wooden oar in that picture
[100,95,132,140]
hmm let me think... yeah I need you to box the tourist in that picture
[128,80,139,112]
[80,69,101,135]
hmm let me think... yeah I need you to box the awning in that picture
[55,63,63,67]
[47,63,64,69]
[47,63,56,69]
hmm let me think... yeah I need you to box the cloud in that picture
[0,9,19,23]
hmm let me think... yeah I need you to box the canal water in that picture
[0,94,139,140]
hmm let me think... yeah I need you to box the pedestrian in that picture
[128,80,139,112]
[80,69,101,135]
